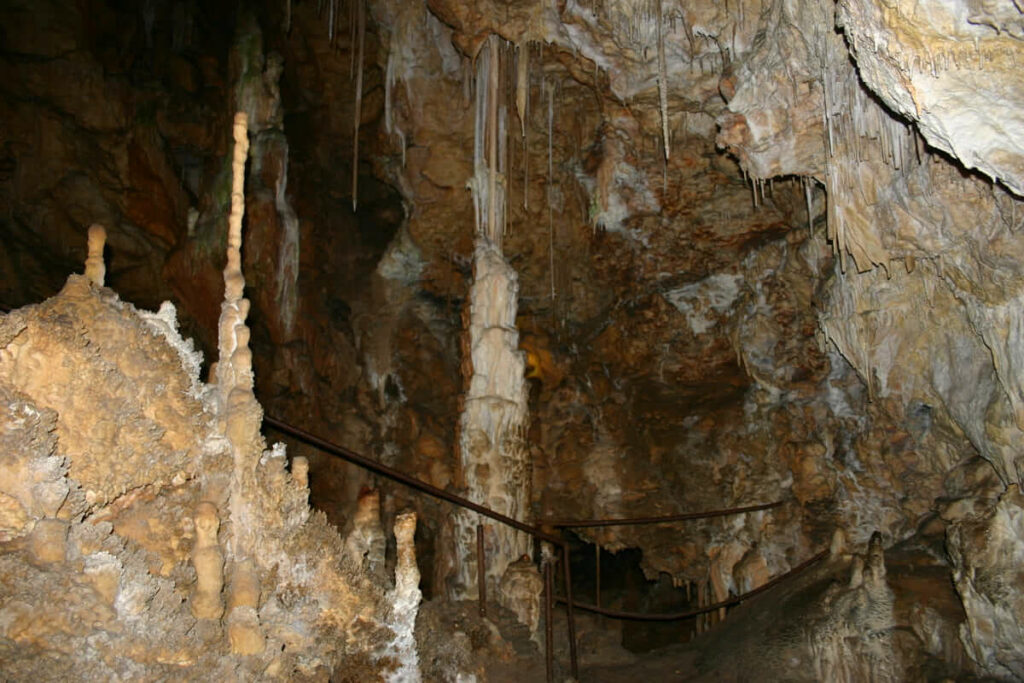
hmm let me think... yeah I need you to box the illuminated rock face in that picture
[946,485,1024,679]
[1,0,1024,678]
[0,274,420,679]
[0,116,422,679]
[451,240,532,601]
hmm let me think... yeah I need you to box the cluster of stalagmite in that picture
[0,109,424,679]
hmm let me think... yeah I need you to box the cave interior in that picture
[2,0,1024,680]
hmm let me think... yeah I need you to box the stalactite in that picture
[469,47,489,237]
[656,0,670,160]
[385,52,395,136]
[350,0,357,78]
[327,0,336,43]
[516,43,528,139]
[503,41,513,237]
[547,79,554,181]
[523,60,529,211]
[804,177,814,233]
[500,102,509,236]
[384,48,407,168]
[487,35,499,245]
[351,0,365,211]
[547,79,555,300]
[821,68,834,158]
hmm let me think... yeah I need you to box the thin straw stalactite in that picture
[351,0,365,211]
[487,35,500,246]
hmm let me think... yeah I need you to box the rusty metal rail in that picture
[264,417,565,545]
[264,416,815,673]
[2,307,816,661]
[556,548,829,621]
[263,415,577,680]
[542,500,785,529]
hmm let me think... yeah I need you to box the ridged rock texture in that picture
[1,0,1023,679]
[0,272,423,679]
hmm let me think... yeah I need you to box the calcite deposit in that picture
[2,0,1024,679]
[0,115,423,680]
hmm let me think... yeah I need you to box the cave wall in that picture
[2,0,1024,678]
[358,0,1024,673]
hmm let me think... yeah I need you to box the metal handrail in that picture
[3,301,822,666]
[555,548,829,621]
[263,415,579,679]
[263,417,816,671]
[263,416,563,544]
[542,500,785,529]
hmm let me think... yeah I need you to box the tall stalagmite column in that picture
[216,112,268,655]
[451,37,532,601]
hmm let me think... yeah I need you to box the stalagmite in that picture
[216,111,255,434]
[344,487,386,581]
[226,559,265,655]
[84,224,106,287]
[27,519,67,565]
[290,455,308,488]
[500,555,545,644]
[216,112,267,653]
[384,512,422,682]
[191,502,225,620]
[222,113,248,308]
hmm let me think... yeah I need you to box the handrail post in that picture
[561,542,578,679]
[477,523,487,618]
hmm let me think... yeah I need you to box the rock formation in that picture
[1,0,1023,679]
[0,112,423,680]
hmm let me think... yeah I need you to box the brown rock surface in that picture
[2,0,1024,678]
